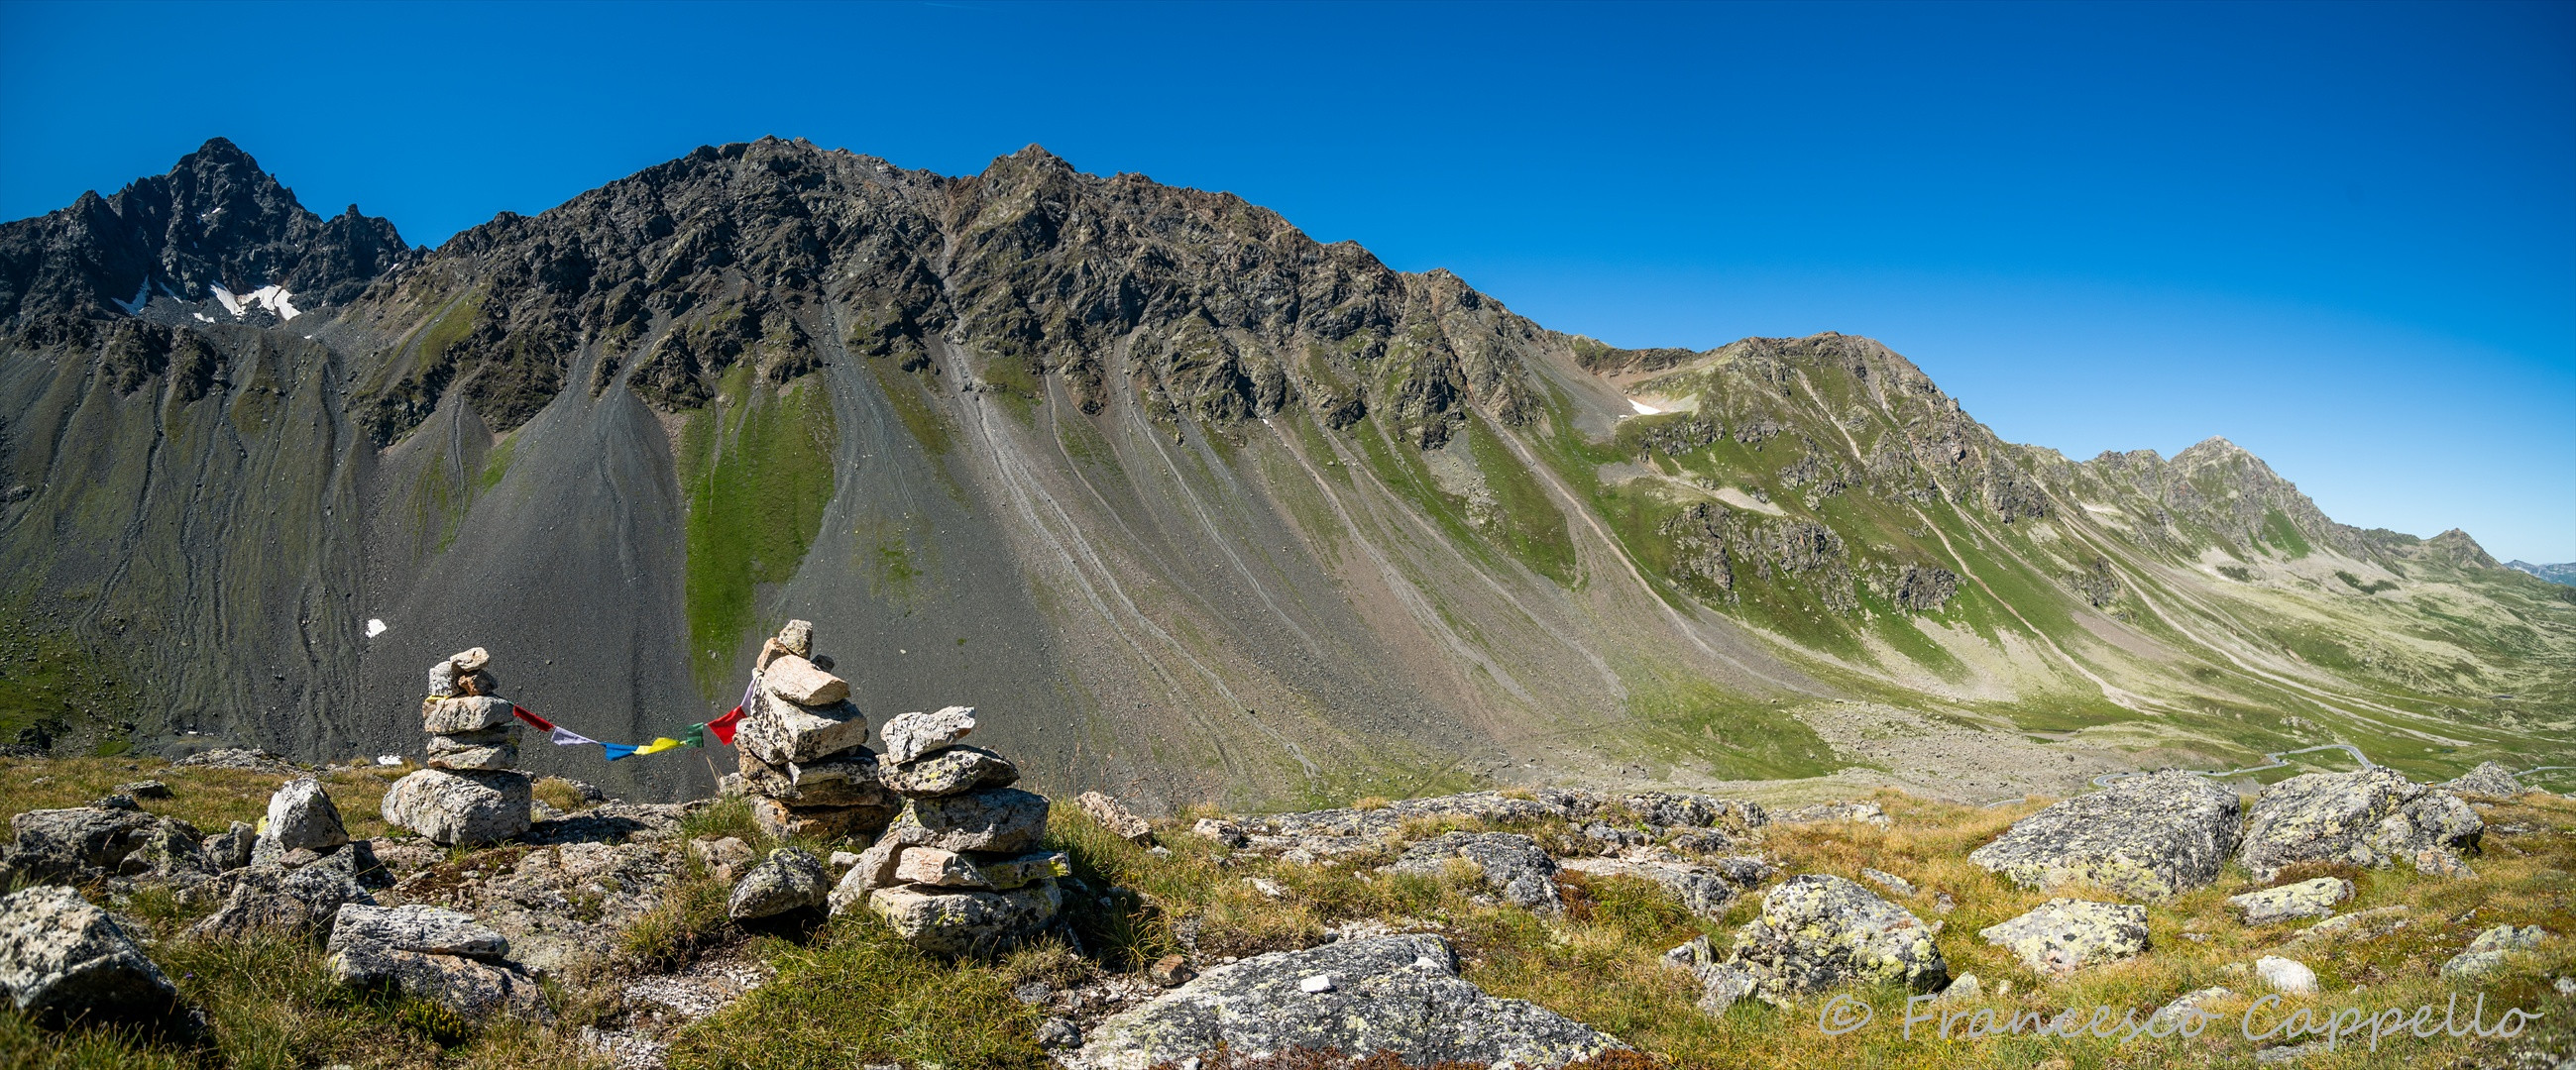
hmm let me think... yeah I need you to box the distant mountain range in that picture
[2506,561,2576,588]
[2,138,2568,804]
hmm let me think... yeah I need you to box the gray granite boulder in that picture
[868,881,1063,956]
[0,886,176,1015]
[1675,874,1946,1009]
[187,855,376,941]
[2228,878,2353,925]
[880,706,976,764]
[1968,771,2241,901]
[262,778,351,853]
[326,904,544,1019]
[736,696,871,766]
[1979,899,2151,977]
[1387,831,1562,911]
[1,805,205,888]
[421,696,515,734]
[379,768,532,846]
[880,746,1019,798]
[881,788,1050,854]
[2239,767,2481,882]
[728,848,829,919]
[1069,934,1624,1070]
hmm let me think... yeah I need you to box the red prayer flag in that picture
[511,705,555,732]
[708,705,745,745]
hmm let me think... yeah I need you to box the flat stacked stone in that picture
[828,706,1067,956]
[381,648,532,847]
[732,621,898,840]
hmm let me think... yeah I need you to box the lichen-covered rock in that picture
[974,850,1071,891]
[327,904,544,1018]
[421,696,516,734]
[2147,987,2235,1032]
[2442,761,2524,800]
[880,706,976,764]
[1775,801,1889,827]
[1,805,205,888]
[2288,905,2413,946]
[1698,874,1947,1006]
[1069,934,1624,1070]
[728,848,829,919]
[1660,934,1761,1014]
[264,778,351,853]
[187,856,376,940]
[882,789,1050,854]
[2440,924,2546,978]
[827,837,905,915]
[760,654,849,706]
[1968,771,2241,902]
[736,696,870,766]
[737,748,892,807]
[2228,878,2353,925]
[880,746,1019,798]
[868,882,1062,956]
[1190,818,1249,848]
[1621,792,1768,829]
[2239,768,2482,882]
[1388,831,1562,911]
[425,741,519,772]
[0,886,177,1015]
[744,797,896,842]
[1978,899,2151,977]
[1556,857,1754,919]
[202,821,256,872]
[379,768,532,846]
[1076,792,1154,844]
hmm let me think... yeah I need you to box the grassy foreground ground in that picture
[1,755,2571,1069]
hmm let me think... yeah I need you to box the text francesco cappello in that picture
[1812,990,2546,1054]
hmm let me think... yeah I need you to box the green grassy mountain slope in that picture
[1,140,2565,805]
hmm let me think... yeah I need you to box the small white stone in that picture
[2256,955,2318,995]
[1298,974,1333,994]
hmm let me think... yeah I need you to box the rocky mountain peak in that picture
[0,138,413,338]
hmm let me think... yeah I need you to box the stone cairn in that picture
[826,706,1068,956]
[379,647,533,847]
[728,620,897,841]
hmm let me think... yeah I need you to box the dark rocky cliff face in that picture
[1,139,2565,803]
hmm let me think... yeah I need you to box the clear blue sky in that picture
[5,1,2571,561]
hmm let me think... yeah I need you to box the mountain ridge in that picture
[1,138,2566,807]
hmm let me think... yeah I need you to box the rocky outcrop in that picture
[327,904,545,1019]
[2227,878,2352,926]
[1968,771,2241,901]
[1069,934,1624,1070]
[259,778,349,853]
[2237,768,2481,882]
[1556,856,1768,920]
[1386,831,1563,911]
[2439,924,2545,979]
[0,886,177,1016]
[1978,899,2150,977]
[2443,761,2524,800]
[727,848,829,919]
[381,768,534,847]
[1076,792,1154,845]
[1665,874,1946,1010]
[0,803,207,890]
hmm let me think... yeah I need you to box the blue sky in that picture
[4,1,2570,560]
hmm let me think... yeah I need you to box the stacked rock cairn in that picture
[826,706,1069,956]
[730,620,898,841]
[378,647,534,847]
